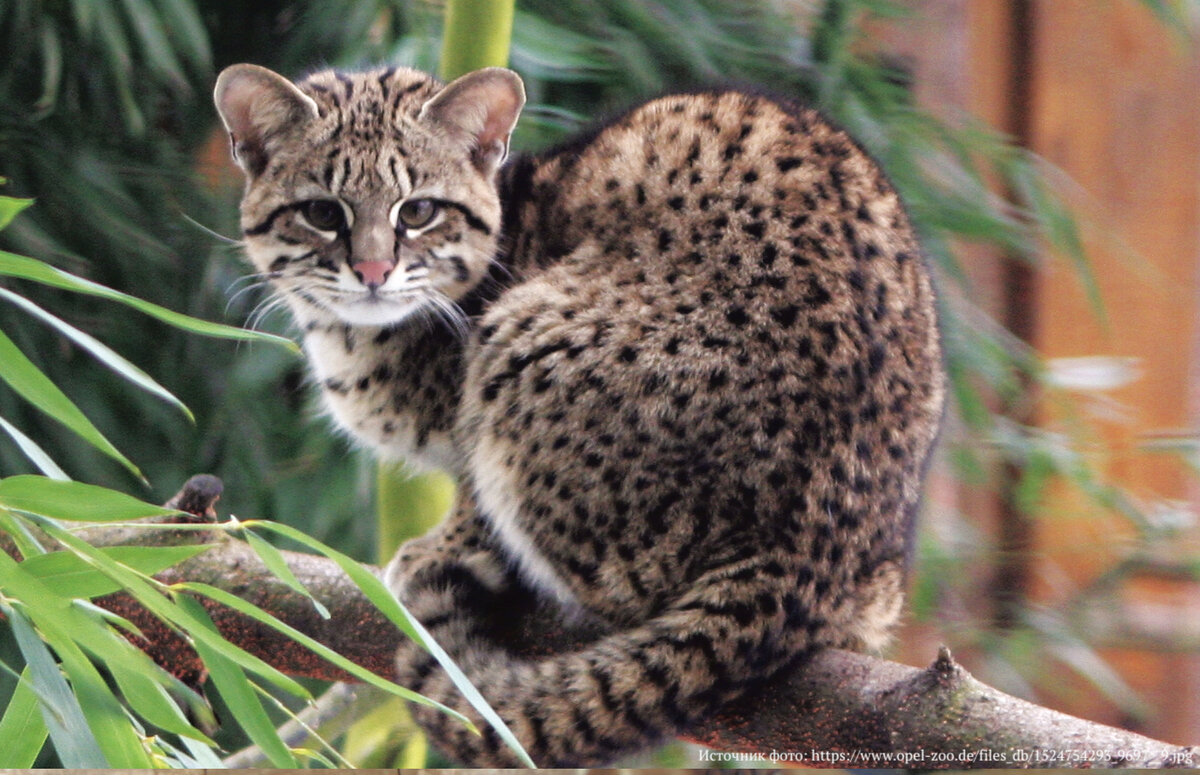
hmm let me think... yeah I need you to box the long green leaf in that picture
[244,529,330,619]
[23,514,312,700]
[21,544,213,599]
[250,520,534,766]
[0,250,299,352]
[0,196,34,230]
[0,667,50,768]
[5,604,107,768]
[117,0,189,88]
[0,329,141,479]
[177,581,465,718]
[0,415,69,481]
[0,553,152,767]
[0,476,175,522]
[0,286,193,421]
[178,596,298,768]
[72,604,214,744]
[44,619,153,767]
[0,507,48,559]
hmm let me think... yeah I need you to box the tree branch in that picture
[17,478,1200,769]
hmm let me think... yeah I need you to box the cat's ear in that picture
[214,64,319,177]
[419,67,525,174]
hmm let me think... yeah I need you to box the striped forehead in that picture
[299,67,441,196]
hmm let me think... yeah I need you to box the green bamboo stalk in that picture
[439,0,516,80]
[375,463,455,562]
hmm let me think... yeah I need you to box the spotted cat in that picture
[214,62,944,766]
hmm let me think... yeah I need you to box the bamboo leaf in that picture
[117,0,189,88]
[0,508,48,561]
[21,544,213,599]
[0,476,174,522]
[0,330,142,479]
[48,621,154,767]
[5,604,107,768]
[157,0,212,68]
[249,520,534,766]
[0,196,34,230]
[244,529,330,619]
[0,667,50,768]
[0,250,300,352]
[23,514,313,700]
[177,580,464,718]
[0,553,152,767]
[73,605,214,744]
[0,416,70,481]
[177,595,299,768]
[0,287,193,421]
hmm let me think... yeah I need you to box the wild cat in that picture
[214,62,944,766]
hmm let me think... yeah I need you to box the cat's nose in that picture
[353,260,394,289]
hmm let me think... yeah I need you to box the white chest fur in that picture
[302,325,457,472]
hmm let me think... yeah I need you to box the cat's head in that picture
[214,64,525,328]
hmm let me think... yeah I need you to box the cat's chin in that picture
[326,297,425,328]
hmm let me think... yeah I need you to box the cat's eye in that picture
[397,198,439,230]
[299,199,346,232]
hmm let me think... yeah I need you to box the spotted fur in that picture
[216,63,945,767]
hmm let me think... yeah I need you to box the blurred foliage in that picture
[0,0,1197,767]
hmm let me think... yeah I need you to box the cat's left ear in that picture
[419,68,526,174]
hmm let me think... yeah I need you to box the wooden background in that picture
[883,0,1200,746]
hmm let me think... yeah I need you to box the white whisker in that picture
[181,213,244,246]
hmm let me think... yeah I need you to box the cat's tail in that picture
[394,549,866,767]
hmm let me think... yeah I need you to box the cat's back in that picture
[492,88,940,406]
[502,88,932,334]
[464,88,944,621]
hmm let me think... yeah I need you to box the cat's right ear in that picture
[214,64,318,178]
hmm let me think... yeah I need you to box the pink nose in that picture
[353,260,394,288]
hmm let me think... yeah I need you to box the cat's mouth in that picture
[323,290,428,328]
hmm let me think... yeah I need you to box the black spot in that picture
[667,196,685,211]
[725,306,750,326]
[776,156,803,172]
[770,305,799,327]
[481,379,502,402]
[805,279,832,307]
[868,342,886,375]
[760,243,778,267]
[619,346,639,363]
[658,229,674,251]
[742,169,759,184]
[763,414,787,438]
[743,221,766,239]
